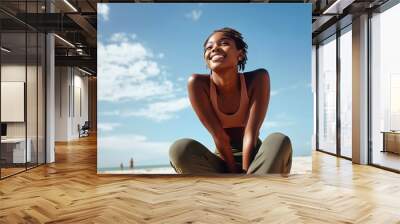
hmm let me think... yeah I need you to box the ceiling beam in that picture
[323,0,356,14]
[66,13,97,47]
[55,55,96,71]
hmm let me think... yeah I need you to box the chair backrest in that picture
[82,121,90,129]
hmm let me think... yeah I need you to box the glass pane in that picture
[318,35,337,154]
[25,0,38,169]
[371,3,400,171]
[27,31,38,169]
[38,32,45,165]
[0,1,46,178]
[1,30,27,177]
[340,27,352,158]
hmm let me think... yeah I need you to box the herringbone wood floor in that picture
[1,134,400,223]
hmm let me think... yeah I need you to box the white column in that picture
[45,0,55,163]
[352,14,369,164]
[312,45,317,151]
[46,33,55,163]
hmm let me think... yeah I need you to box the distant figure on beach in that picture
[129,158,134,169]
[120,162,124,170]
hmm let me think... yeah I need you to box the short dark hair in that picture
[203,27,248,71]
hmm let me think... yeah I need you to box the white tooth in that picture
[212,55,224,60]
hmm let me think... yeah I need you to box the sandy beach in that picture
[98,167,176,174]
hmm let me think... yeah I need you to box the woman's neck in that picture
[211,68,240,95]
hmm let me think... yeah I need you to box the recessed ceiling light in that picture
[78,67,92,76]
[1,47,11,53]
[63,0,78,12]
[54,34,75,48]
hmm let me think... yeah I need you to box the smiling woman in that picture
[168,27,293,175]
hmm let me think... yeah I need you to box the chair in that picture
[79,121,90,138]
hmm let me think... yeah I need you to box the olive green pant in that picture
[169,132,292,175]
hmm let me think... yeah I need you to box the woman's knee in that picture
[263,132,292,173]
[169,138,200,165]
[262,132,292,155]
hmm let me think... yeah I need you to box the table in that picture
[1,138,31,163]
[381,131,400,154]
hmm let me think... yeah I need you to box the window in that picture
[371,2,400,171]
[339,26,352,158]
[317,35,337,154]
[0,1,46,179]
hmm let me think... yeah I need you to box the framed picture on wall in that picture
[97,3,312,175]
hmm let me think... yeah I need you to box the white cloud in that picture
[98,34,176,102]
[262,120,295,129]
[100,110,120,116]
[270,90,279,96]
[261,113,295,130]
[98,122,121,131]
[185,10,202,21]
[98,32,191,122]
[121,97,190,122]
[100,135,169,151]
[109,33,134,43]
[270,82,308,96]
[98,4,109,21]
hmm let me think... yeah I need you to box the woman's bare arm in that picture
[242,69,270,172]
[187,74,238,173]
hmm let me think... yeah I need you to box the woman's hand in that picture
[242,133,258,172]
[215,135,244,174]
[236,163,247,174]
[213,131,237,173]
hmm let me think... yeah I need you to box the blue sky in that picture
[97,3,312,169]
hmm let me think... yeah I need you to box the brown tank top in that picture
[210,73,250,128]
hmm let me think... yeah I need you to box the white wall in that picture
[55,66,69,141]
[1,63,46,163]
[1,65,26,130]
[72,73,89,137]
[55,67,89,141]
[1,65,40,138]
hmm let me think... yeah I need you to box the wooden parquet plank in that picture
[1,134,400,223]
